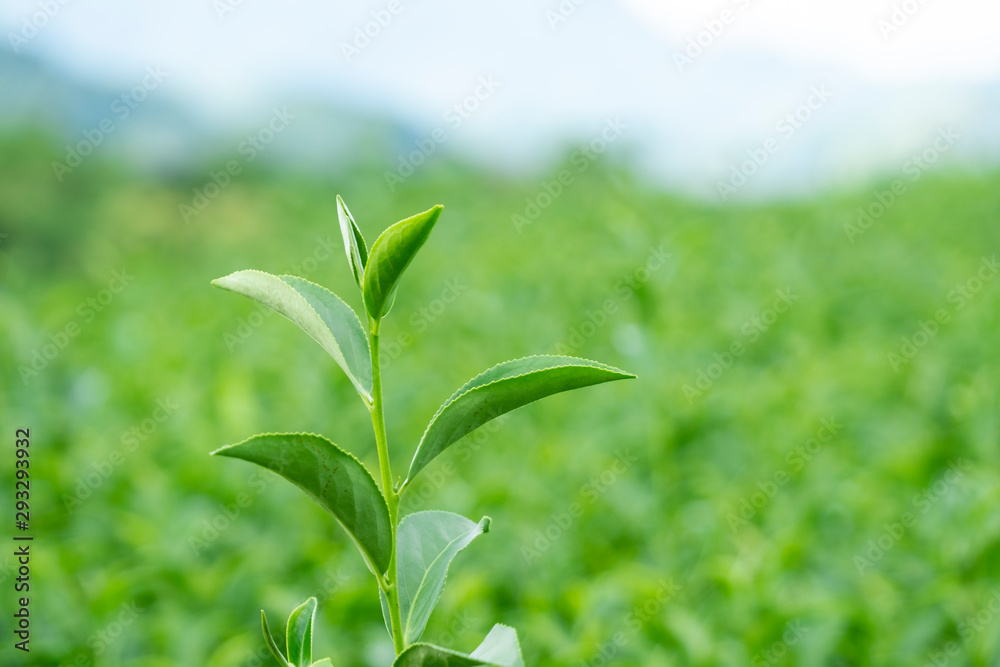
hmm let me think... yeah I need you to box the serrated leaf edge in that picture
[211,432,392,576]
[393,642,500,667]
[277,273,372,395]
[471,623,524,667]
[287,597,317,666]
[405,355,635,484]
[363,205,443,320]
[261,610,291,667]
[400,512,491,644]
[212,269,373,401]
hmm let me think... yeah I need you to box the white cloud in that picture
[618,0,1000,82]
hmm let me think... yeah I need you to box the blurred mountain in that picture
[0,51,409,177]
[1,46,999,199]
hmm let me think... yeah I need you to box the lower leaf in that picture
[211,433,393,575]
[470,625,524,667]
[392,643,497,667]
[397,511,491,644]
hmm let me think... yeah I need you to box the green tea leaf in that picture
[337,195,368,288]
[405,355,635,484]
[212,433,392,575]
[397,512,491,644]
[470,625,524,667]
[212,270,372,401]
[379,588,393,638]
[286,597,317,667]
[362,205,443,320]
[261,610,290,667]
[393,644,497,667]
[392,625,520,667]
[311,660,334,667]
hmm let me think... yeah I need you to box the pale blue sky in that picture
[2,0,998,199]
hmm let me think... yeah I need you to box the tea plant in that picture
[210,198,634,665]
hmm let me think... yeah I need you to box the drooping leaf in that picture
[337,195,368,288]
[470,625,524,667]
[286,597,317,667]
[405,355,635,484]
[397,512,491,644]
[362,205,443,320]
[392,644,497,667]
[212,270,372,401]
[212,433,392,574]
[261,610,291,667]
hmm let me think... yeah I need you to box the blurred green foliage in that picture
[1,129,999,667]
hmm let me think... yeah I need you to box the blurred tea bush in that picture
[1,129,998,666]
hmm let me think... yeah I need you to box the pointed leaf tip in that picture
[261,610,290,667]
[362,205,443,320]
[336,195,369,288]
[397,511,491,644]
[405,355,634,484]
[471,624,524,667]
[287,597,317,667]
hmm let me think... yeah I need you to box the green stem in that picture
[369,320,405,655]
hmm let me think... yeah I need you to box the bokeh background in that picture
[2,1,999,665]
